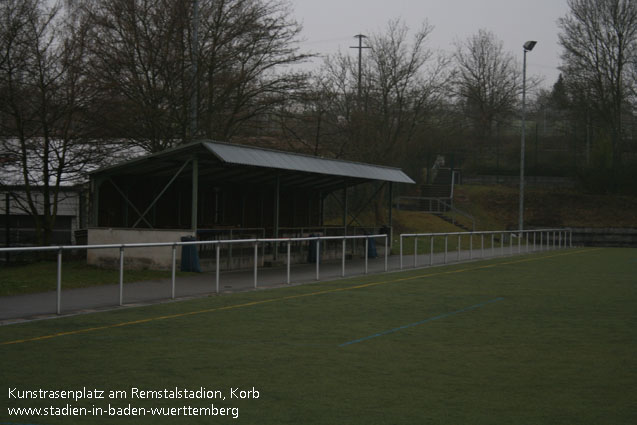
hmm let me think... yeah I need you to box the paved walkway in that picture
[0,244,559,324]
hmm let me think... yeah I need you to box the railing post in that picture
[430,236,434,266]
[384,235,388,272]
[414,237,418,268]
[533,231,536,251]
[365,237,369,275]
[119,246,124,306]
[254,241,258,289]
[399,235,403,270]
[444,235,448,264]
[285,241,291,284]
[553,231,556,249]
[216,243,221,293]
[171,244,177,299]
[316,238,320,280]
[56,248,62,315]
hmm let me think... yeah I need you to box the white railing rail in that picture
[0,234,389,315]
[399,228,572,270]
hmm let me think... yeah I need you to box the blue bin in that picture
[180,236,202,273]
[307,234,320,263]
[367,238,377,258]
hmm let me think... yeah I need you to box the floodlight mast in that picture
[519,40,536,231]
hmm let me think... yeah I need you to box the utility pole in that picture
[190,0,199,140]
[350,34,370,100]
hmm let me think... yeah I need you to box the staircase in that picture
[420,168,454,199]
[438,213,472,232]
[395,168,476,231]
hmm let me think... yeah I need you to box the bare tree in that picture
[0,0,112,245]
[558,0,637,169]
[451,29,522,152]
[84,0,310,153]
[85,0,194,152]
[311,20,447,166]
[199,0,311,141]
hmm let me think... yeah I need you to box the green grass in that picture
[0,261,197,296]
[455,185,637,229]
[2,248,636,424]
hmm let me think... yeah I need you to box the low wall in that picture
[87,228,194,270]
[571,228,637,247]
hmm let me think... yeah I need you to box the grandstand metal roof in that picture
[91,140,415,191]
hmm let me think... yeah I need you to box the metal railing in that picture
[399,228,572,269]
[0,234,388,315]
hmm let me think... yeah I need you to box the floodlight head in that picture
[523,41,537,51]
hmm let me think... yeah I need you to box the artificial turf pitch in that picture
[1,247,636,424]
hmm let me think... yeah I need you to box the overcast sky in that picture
[291,0,570,89]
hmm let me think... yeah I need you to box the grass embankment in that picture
[454,185,637,229]
[0,261,196,297]
[1,248,635,424]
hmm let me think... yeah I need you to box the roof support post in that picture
[273,173,280,260]
[342,182,348,236]
[91,177,103,227]
[388,181,393,253]
[191,156,198,233]
[319,192,324,226]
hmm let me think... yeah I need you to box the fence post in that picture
[481,234,484,258]
[470,234,473,259]
[342,238,346,277]
[491,233,495,257]
[119,246,124,306]
[518,232,521,254]
[384,235,388,272]
[430,236,434,266]
[287,241,291,284]
[57,248,62,315]
[501,233,504,256]
[570,229,573,248]
[399,235,403,270]
[216,243,221,294]
[457,235,461,261]
[315,238,320,280]
[414,237,418,268]
[533,231,536,251]
[444,235,448,264]
[365,237,369,275]
[171,244,177,299]
[526,232,529,252]
[553,231,556,249]
[510,233,514,255]
[254,242,258,289]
